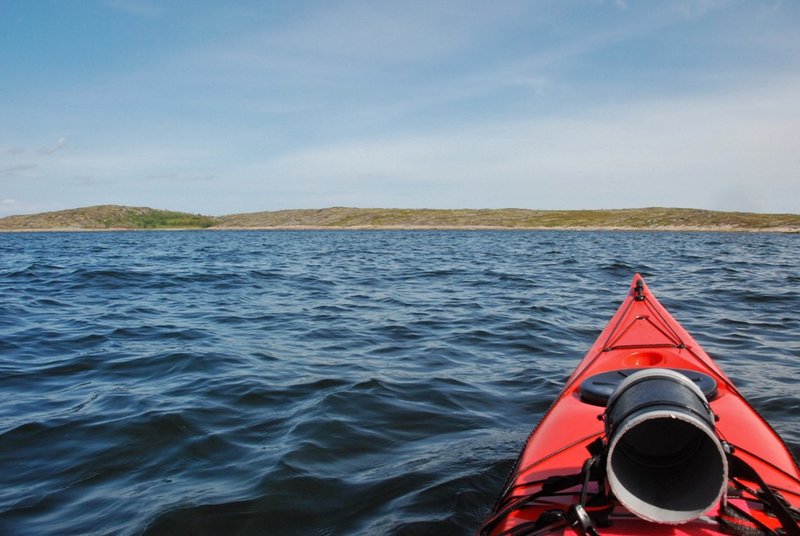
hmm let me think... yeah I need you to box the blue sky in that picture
[1,0,799,216]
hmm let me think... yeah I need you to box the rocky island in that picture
[1,205,798,232]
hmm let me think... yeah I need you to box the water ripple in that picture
[0,230,798,535]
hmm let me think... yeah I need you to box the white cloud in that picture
[252,76,800,212]
[3,1,798,215]
[3,72,797,215]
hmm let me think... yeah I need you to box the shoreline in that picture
[1,225,798,233]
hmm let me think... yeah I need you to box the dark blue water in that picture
[1,230,798,535]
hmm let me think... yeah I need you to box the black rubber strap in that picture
[479,454,605,536]
[719,500,778,536]
[727,453,800,536]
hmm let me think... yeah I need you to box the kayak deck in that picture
[482,275,800,535]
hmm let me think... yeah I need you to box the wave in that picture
[0,230,798,535]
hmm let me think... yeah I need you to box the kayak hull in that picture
[482,275,800,535]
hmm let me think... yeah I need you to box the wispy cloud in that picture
[252,76,800,212]
[72,176,112,187]
[675,0,730,18]
[231,1,538,66]
[0,164,39,176]
[1,138,66,159]
[37,136,67,155]
[146,173,216,183]
[2,1,799,215]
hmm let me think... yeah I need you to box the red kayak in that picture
[480,275,800,535]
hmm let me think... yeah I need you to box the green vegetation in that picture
[124,210,216,229]
[0,205,215,230]
[1,205,798,232]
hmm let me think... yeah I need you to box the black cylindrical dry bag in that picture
[604,368,727,524]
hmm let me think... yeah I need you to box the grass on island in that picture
[124,210,216,229]
[1,205,799,231]
[0,205,215,230]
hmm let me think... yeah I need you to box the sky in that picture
[1,0,799,216]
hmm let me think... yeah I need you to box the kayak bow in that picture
[480,275,800,536]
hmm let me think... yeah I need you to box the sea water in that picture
[1,230,798,535]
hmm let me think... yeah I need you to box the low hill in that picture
[0,205,216,230]
[215,207,800,231]
[1,206,799,232]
